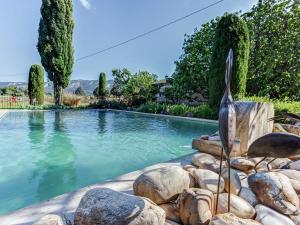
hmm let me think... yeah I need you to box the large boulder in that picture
[192,153,220,173]
[221,168,241,195]
[255,204,296,225]
[239,187,258,207]
[281,124,300,136]
[74,188,166,225]
[33,214,68,225]
[230,157,255,173]
[177,188,213,225]
[287,160,300,171]
[290,212,300,225]
[214,193,255,219]
[165,220,181,225]
[159,203,181,224]
[270,158,291,169]
[192,169,224,193]
[133,165,190,204]
[248,172,299,214]
[209,213,261,225]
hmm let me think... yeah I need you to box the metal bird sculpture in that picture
[248,132,300,171]
[215,48,236,214]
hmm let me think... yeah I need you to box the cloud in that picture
[79,0,91,9]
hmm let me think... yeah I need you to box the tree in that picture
[75,87,86,96]
[99,72,106,99]
[208,13,250,107]
[243,0,300,100]
[124,71,157,104]
[37,0,74,105]
[172,18,219,101]
[111,68,132,97]
[28,65,45,105]
[93,86,99,97]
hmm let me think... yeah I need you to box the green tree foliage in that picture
[28,65,45,105]
[75,87,86,96]
[37,0,74,105]
[172,18,219,101]
[209,13,250,107]
[243,0,300,100]
[124,71,157,104]
[99,72,106,99]
[111,68,132,97]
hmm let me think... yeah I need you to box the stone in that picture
[248,172,299,214]
[235,101,274,155]
[192,139,241,157]
[290,212,300,225]
[270,158,291,169]
[159,203,181,223]
[275,169,300,194]
[230,157,255,173]
[209,213,261,225]
[239,187,258,207]
[133,165,190,204]
[177,188,213,225]
[33,214,68,225]
[221,168,241,195]
[74,188,166,225]
[183,164,197,173]
[282,124,300,136]
[192,169,224,193]
[288,160,300,171]
[192,153,216,167]
[165,220,181,225]
[255,204,296,225]
[214,193,256,219]
[273,123,287,132]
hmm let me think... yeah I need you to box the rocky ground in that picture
[33,149,300,225]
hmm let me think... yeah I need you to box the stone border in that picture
[0,153,195,225]
[0,110,8,120]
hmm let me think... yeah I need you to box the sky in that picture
[0,0,257,82]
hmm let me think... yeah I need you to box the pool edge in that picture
[0,153,196,225]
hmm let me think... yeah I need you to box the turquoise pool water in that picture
[0,110,217,215]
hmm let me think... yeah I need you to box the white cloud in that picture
[79,0,91,9]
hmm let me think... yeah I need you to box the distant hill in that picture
[0,80,114,96]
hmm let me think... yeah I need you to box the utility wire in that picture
[76,0,225,61]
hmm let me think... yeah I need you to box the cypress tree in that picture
[208,13,250,108]
[99,72,106,99]
[28,65,44,105]
[37,0,74,105]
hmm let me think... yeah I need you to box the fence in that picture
[0,96,54,108]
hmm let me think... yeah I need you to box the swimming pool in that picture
[0,110,217,215]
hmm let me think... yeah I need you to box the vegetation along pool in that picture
[0,110,217,215]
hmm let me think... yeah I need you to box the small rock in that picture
[281,124,300,136]
[165,220,181,225]
[159,203,181,223]
[74,188,166,225]
[192,169,224,193]
[290,212,300,225]
[231,157,255,173]
[133,165,190,204]
[209,213,261,225]
[239,187,258,207]
[178,188,213,225]
[221,168,241,195]
[273,123,287,133]
[255,204,296,225]
[192,153,217,168]
[276,169,300,194]
[183,164,197,173]
[286,160,300,171]
[214,193,256,219]
[33,214,68,225]
[270,158,291,169]
[248,172,299,215]
[249,158,270,172]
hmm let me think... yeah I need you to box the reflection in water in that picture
[30,111,77,201]
[98,111,107,133]
[28,111,45,145]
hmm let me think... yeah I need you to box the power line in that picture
[76,0,225,61]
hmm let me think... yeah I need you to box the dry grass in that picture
[63,94,82,106]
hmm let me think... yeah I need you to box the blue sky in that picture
[0,0,257,82]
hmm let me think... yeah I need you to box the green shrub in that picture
[99,72,106,99]
[209,13,250,108]
[28,64,44,105]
